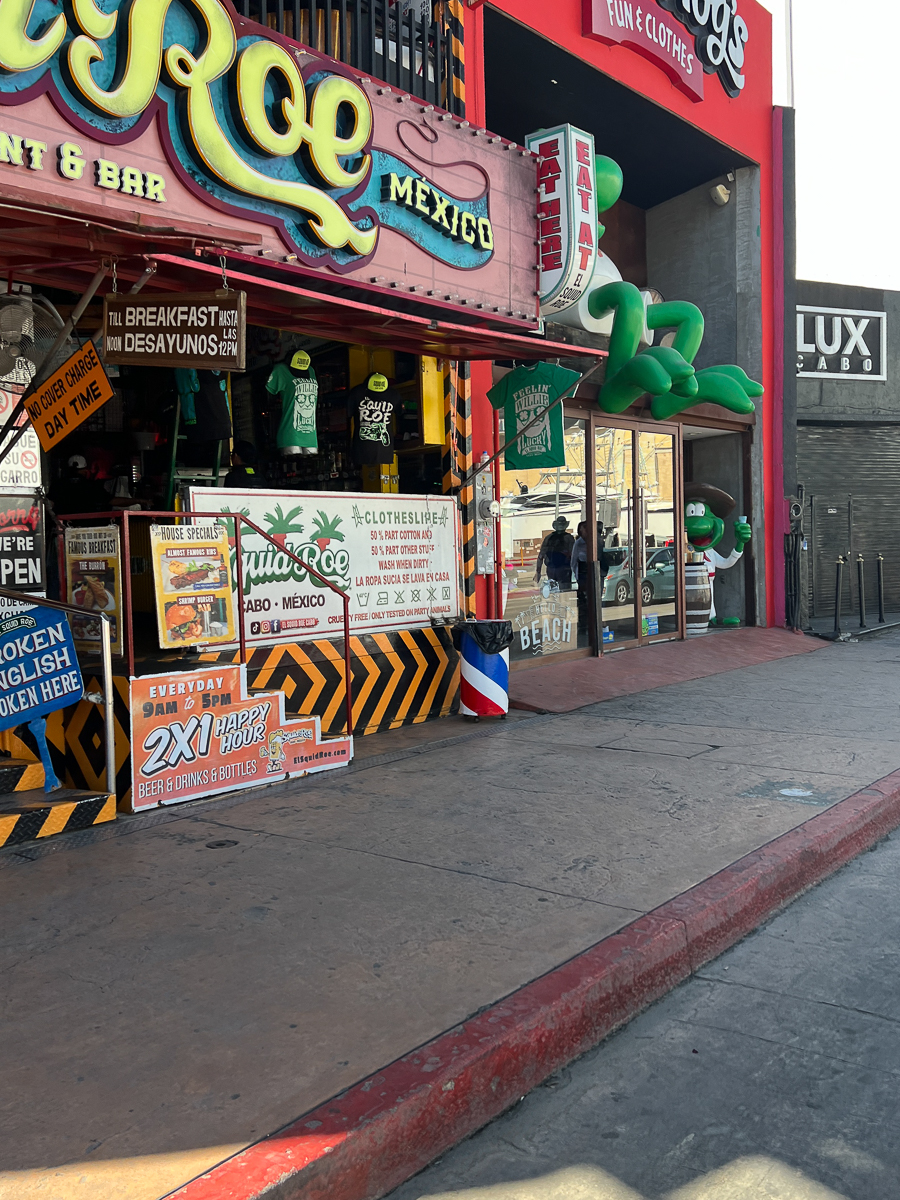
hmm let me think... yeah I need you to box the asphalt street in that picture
[390,820,900,1200]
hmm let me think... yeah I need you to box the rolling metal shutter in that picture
[799,426,900,617]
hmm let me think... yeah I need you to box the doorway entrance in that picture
[595,421,683,650]
[497,407,684,667]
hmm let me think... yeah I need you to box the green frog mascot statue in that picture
[683,483,751,629]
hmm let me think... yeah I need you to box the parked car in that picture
[601,546,677,606]
[641,547,677,604]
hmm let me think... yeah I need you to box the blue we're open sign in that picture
[0,600,83,731]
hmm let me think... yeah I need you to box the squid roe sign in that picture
[0,600,82,729]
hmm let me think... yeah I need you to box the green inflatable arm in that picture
[587,280,763,421]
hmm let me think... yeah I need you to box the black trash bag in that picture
[452,620,514,655]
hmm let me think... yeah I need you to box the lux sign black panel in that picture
[796,306,887,381]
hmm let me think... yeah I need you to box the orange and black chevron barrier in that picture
[53,627,459,811]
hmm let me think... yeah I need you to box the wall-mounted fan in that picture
[0,293,73,387]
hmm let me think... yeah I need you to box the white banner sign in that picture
[0,389,41,491]
[189,488,459,644]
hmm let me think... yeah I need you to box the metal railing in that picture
[237,0,465,114]
[0,588,115,796]
[56,510,354,739]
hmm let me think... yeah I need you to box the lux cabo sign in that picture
[0,0,492,272]
[796,306,887,382]
[584,0,750,100]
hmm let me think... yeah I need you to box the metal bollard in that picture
[878,554,886,624]
[857,554,867,629]
[833,555,845,637]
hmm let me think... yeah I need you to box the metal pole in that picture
[100,612,116,796]
[833,555,844,638]
[878,554,886,624]
[122,511,135,678]
[342,593,353,738]
[234,518,246,666]
[857,554,867,629]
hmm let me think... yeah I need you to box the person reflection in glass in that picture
[571,521,611,632]
[534,516,574,591]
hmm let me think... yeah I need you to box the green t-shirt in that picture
[487,362,580,470]
[266,362,319,450]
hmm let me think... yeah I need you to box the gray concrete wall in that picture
[796,281,897,423]
[647,167,765,624]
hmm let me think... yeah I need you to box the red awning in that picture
[143,255,604,362]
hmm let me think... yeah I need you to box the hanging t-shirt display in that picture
[487,361,580,470]
[186,370,232,442]
[348,376,400,465]
[266,359,319,455]
[173,367,198,426]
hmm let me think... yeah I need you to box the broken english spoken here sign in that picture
[26,341,114,453]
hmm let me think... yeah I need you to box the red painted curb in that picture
[167,772,900,1200]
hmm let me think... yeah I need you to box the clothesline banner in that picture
[189,488,459,645]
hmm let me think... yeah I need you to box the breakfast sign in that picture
[65,525,123,656]
[0,0,537,320]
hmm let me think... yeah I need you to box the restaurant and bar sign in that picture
[0,1,536,320]
[104,293,246,371]
[131,663,351,811]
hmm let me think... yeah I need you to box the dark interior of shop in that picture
[34,288,446,521]
[483,9,753,209]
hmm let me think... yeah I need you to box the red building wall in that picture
[464,0,777,625]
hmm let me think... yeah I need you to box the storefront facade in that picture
[0,0,778,822]
[463,0,778,663]
[0,0,602,814]
[791,280,898,627]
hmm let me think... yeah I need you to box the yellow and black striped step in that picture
[0,789,115,849]
[0,757,44,793]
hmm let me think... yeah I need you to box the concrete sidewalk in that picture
[3,630,900,1199]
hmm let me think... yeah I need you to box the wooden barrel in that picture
[685,557,711,637]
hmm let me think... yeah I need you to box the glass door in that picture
[636,429,680,640]
[595,425,638,646]
[594,423,682,649]
[499,417,590,664]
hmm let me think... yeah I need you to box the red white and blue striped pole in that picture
[458,631,509,718]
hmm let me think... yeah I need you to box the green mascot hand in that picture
[734,519,752,549]
[586,280,765,423]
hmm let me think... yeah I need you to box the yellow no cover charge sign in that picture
[26,342,114,453]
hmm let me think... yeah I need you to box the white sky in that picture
[760,0,900,290]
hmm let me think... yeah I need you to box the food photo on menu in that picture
[163,597,231,642]
[70,562,118,643]
[162,550,227,592]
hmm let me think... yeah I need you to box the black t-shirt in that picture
[223,465,268,489]
[348,381,399,465]
[186,371,232,442]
